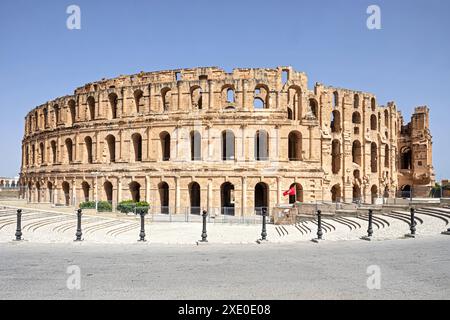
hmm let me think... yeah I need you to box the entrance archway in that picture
[254,182,269,215]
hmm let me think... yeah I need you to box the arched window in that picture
[371,98,376,111]
[65,138,73,163]
[191,86,202,110]
[62,181,71,206]
[400,147,412,170]
[82,182,90,202]
[87,97,95,121]
[69,100,76,125]
[158,182,169,214]
[352,140,362,165]
[288,183,303,204]
[43,108,48,128]
[188,182,201,215]
[47,181,54,203]
[352,112,361,124]
[309,98,318,118]
[385,145,389,168]
[331,110,341,133]
[354,94,359,108]
[222,130,235,160]
[161,88,171,111]
[255,130,269,161]
[254,85,269,109]
[371,185,378,204]
[254,182,269,215]
[132,133,142,162]
[190,131,201,161]
[84,136,93,164]
[25,146,29,166]
[220,182,235,215]
[370,114,377,130]
[371,142,378,173]
[160,131,170,161]
[134,90,143,113]
[54,105,60,125]
[104,181,113,203]
[287,107,293,120]
[331,184,341,202]
[129,181,141,202]
[39,142,45,164]
[109,93,118,119]
[227,88,234,103]
[333,91,339,108]
[288,86,301,119]
[35,111,39,130]
[288,131,302,161]
[51,141,57,164]
[384,109,389,128]
[105,135,116,163]
[332,139,341,174]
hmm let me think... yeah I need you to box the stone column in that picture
[277,177,282,205]
[207,179,213,214]
[175,176,180,214]
[117,177,122,204]
[145,176,151,203]
[208,80,215,110]
[241,176,247,216]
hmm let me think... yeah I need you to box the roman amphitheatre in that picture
[19,66,435,215]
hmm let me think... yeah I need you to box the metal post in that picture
[138,210,146,242]
[317,209,323,240]
[261,207,267,241]
[200,210,208,242]
[410,207,416,235]
[15,209,23,241]
[75,209,83,241]
[367,209,373,237]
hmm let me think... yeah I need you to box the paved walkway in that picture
[1,200,449,244]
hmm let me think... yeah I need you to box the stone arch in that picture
[190,130,201,161]
[354,94,359,108]
[331,110,341,133]
[385,145,389,168]
[68,99,76,125]
[158,181,169,214]
[160,131,171,161]
[222,130,235,160]
[371,185,378,204]
[129,181,141,202]
[352,111,361,124]
[161,87,171,111]
[103,181,113,203]
[39,142,45,164]
[371,142,378,173]
[51,140,57,164]
[352,140,362,165]
[371,97,376,111]
[254,182,269,215]
[255,130,269,161]
[65,138,73,163]
[87,96,96,120]
[289,183,303,204]
[288,130,302,161]
[81,181,90,202]
[108,93,118,119]
[190,86,203,110]
[131,133,142,162]
[254,84,270,109]
[188,182,201,215]
[331,184,341,202]
[400,147,412,170]
[105,135,116,163]
[308,98,318,118]
[133,90,143,113]
[220,182,235,216]
[62,181,70,206]
[287,85,302,119]
[332,139,341,174]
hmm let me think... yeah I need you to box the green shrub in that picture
[117,200,149,214]
[97,201,112,212]
[79,201,96,209]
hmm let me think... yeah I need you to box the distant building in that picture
[0,176,20,189]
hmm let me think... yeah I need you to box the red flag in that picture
[283,186,296,197]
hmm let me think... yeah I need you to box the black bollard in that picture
[317,210,323,240]
[15,209,23,241]
[410,207,416,235]
[367,209,374,237]
[74,209,83,241]
[260,208,268,241]
[138,210,146,242]
[200,210,208,242]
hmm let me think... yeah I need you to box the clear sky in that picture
[0,0,449,180]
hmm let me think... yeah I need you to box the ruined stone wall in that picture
[19,66,431,213]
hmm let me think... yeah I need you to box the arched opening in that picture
[39,142,45,164]
[104,181,113,203]
[65,138,73,163]
[69,100,76,125]
[309,98,318,118]
[401,185,411,198]
[288,131,302,161]
[34,111,39,130]
[189,182,201,215]
[220,182,235,216]
[132,133,142,162]
[226,88,234,103]
[371,98,376,111]
[43,108,48,128]
[109,93,118,119]
[191,86,203,110]
[32,144,35,165]
[105,135,116,163]
[401,148,412,169]
[371,185,378,204]
[47,181,53,203]
[332,139,341,174]
[353,185,361,203]
[289,183,303,204]
[384,109,389,128]
[287,107,293,120]
[62,181,70,206]
[352,111,361,124]
[370,114,377,130]
[254,182,269,215]
[134,90,143,113]
[87,96,95,120]
[255,130,269,161]
[385,145,389,168]
[222,130,235,160]
[354,94,359,108]
[25,146,29,166]
[158,182,169,214]
[254,85,269,109]
[84,136,93,164]
[36,182,41,203]
[331,184,341,202]
[352,140,362,165]
[129,181,141,202]
[288,86,302,119]
[82,182,90,202]
[371,142,378,173]
[54,105,60,125]
[161,88,171,111]
[331,110,341,133]
[160,131,170,161]
[190,130,201,161]
[51,141,57,164]
[333,91,339,108]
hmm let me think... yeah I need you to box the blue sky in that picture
[0,0,449,180]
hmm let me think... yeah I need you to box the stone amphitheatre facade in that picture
[20,66,435,215]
